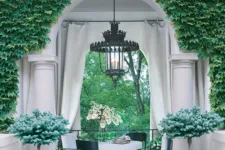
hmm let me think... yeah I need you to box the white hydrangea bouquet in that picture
[87,101,123,129]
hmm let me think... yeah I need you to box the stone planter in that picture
[172,137,201,150]
[0,134,19,150]
[172,138,189,150]
[211,130,225,150]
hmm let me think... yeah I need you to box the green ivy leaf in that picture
[45,11,53,15]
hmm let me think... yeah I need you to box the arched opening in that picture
[80,49,151,133]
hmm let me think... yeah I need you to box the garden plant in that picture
[159,106,224,149]
[8,109,69,150]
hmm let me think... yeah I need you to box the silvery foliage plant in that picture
[159,106,224,139]
[8,109,69,149]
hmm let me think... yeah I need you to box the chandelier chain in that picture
[113,0,115,22]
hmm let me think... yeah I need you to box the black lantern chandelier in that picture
[90,0,139,88]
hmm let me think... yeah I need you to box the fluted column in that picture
[169,54,198,150]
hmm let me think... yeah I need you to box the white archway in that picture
[20,0,211,150]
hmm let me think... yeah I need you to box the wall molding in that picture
[28,54,58,63]
[169,53,198,62]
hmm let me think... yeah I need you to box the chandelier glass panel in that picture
[90,0,139,87]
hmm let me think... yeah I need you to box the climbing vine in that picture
[0,0,70,132]
[156,1,225,118]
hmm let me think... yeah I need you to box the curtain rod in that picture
[63,19,164,23]
[62,20,166,28]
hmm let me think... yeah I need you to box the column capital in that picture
[28,54,58,63]
[169,53,198,62]
[32,62,56,71]
[171,61,195,69]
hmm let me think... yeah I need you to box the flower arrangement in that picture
[87,101,123,128]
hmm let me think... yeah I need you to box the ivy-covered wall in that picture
[156,1,225,118]
[0,0,70,132]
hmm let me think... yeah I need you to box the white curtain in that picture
[142,22,170,150]
[143,22,169,128]
[57,22,110,130]
[59,23,89,129]
[118,22,169,127]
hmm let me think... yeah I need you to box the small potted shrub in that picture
[7,109,69,150]
[159,106,224,150]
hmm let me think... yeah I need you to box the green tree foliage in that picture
[8,109,69,150]
[80,51,150,130]
[0,0,70,132]
[125,51,146,114]
[156,0,225,121]
[159,106,224,146]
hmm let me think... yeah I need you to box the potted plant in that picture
[7,109,69,150]
[159,106,224,150]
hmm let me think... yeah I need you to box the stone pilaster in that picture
[27,54,58,114]
[169,53,198,150]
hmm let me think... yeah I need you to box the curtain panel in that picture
[58,23,88,129]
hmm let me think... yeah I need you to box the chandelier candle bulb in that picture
[111,59,119,69]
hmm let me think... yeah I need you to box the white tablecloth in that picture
[99,141,142,150]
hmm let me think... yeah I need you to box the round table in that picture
[99,141,142,150]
